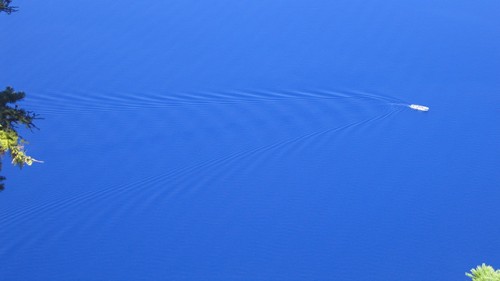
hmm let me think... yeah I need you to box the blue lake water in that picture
[1,1,499,280]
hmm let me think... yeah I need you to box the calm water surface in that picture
[1,1,499,280]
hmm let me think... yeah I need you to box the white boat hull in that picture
[409,104,429,111]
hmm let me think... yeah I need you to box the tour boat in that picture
[409,104,429,111]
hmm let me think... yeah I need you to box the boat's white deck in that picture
[409,104,429,111]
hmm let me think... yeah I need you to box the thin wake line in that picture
[0,107,403,229]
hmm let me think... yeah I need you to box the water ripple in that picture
[1,88,406,255]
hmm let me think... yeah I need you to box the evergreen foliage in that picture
[0,0,17,14]
[0,87,40,190]
[466,264,500,281]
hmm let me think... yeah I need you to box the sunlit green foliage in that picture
[0,2,39,190]
[466,264,500,281]
[0,128,37,166]
[0,0,17,14]
[0,87,40,190]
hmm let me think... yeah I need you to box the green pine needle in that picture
[466,264,500,281]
